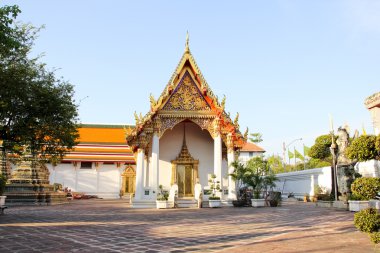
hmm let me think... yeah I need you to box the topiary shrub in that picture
[346,135,377,162]
[351,177,380,200]
[354,208,380,233]
[370,232,380,244]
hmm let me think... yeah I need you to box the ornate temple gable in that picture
[162,71,211,112]
[126,35,247,152]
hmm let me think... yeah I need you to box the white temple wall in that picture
[47,163,126,199]
[159,122,215,189]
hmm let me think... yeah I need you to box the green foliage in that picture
[208,196,221,200]
[376,135,380,154]
[309,134,333,161]
[208,174,220,199]
[0,5,79,162]
[370,232,380,244]
[0,5,21,57]
[249,132,263,144]
[308,158,331,169]
[354,208,380,233]
[267,155,285,174]
[351,177,380,200]
[346,135,378,162]
[157,185,168,201]
[0,174,6,195]
[229,161,249,200]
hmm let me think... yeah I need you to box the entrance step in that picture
[177,198,198,208]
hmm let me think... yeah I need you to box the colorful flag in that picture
[288,150,294,159]
[303,145,310,157]
[295,149,304,161]
[362,124,367,136]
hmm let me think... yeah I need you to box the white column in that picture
[214,133,223,192]
[96,166,100,194]
[74,163,78,191]
[135,148,145,200]
[151,133,159,199]
[227,150,236,200]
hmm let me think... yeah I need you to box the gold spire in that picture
[185,31,190,53]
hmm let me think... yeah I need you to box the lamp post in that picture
[283,138,302,168]
[330,133,338,201]
[329,114,338,201]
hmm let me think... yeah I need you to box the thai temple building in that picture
[47,37,265,207]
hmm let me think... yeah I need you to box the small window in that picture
[80,162,92,169]
[144,190,150,195]
[249,152,254,157]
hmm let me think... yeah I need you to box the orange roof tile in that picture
[241,142,265,153]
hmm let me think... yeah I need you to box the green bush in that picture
[370,232,380,244]
[309,135,333,160]
[354,208,380,233]
[376,135,380,154]
[346,135,377,162]
[351,177,380,200]
[0,175,6,195]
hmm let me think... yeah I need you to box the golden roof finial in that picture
[185,31,190,53]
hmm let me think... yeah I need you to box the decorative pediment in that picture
[126,34,247,153]
[162,72,210,111]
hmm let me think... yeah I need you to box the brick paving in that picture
[0,200,377,253]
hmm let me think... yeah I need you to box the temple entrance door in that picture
[125,175,135,194]
[177,164,194,198]
[121,166,136,195]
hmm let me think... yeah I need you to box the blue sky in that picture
[2,0,380,158]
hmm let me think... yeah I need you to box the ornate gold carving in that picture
[227,133,234,153]
[243,127,249,142]
[153,117,161,134]
[163,72,210,111]
[234,112,240,129]
[138,133,147,149]
[213,117,221,137]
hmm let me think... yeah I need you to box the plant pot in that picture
[269,199,279,207]
[0,196,6,206]
[348,200,369,212]
[209,199,221,208]
[232,200,245,207]
[156,200,170,209]
[251,199,265,207]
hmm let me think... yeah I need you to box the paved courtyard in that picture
[0,199,377,253]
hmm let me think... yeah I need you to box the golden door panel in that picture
[176,164,194,198]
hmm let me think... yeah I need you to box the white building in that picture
[48,39,265,208]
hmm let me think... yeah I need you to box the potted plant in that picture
[269,191,282,207]
[208,174,221,208]
[156,185,170,209]
[348,177,380,212]
[0,174,6,206]
[246,157,267,207]
[229,161,250,207]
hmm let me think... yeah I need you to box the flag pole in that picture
[303,144,306,170]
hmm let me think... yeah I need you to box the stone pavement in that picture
[0,199,377,253]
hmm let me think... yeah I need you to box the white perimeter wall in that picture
[275,160,380,198]
[275,167,332,198]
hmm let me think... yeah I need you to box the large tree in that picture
[0,5,79,162]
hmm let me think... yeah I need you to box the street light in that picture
[330,132,338,201]
[283,138,302,167]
